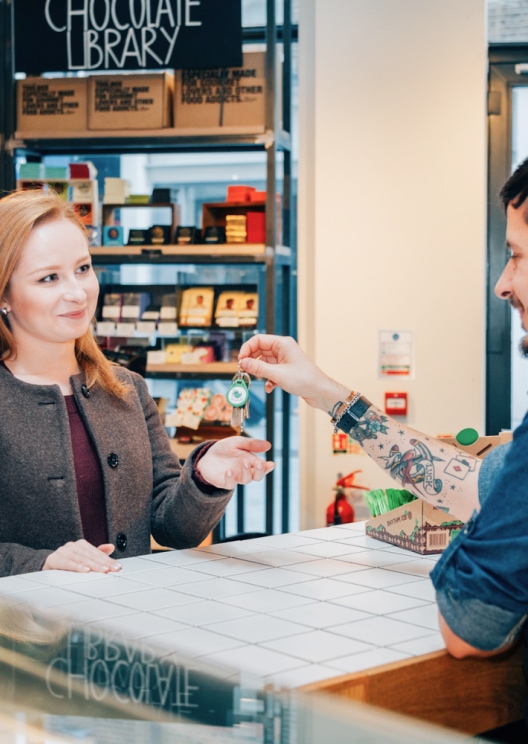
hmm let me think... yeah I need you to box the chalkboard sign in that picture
[14,0,242,74]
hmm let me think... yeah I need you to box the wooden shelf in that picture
[15,126,267,140]
[90,244,289,258]
[11,127,295,155]
[91,243,267,255]
[89,244,293,267]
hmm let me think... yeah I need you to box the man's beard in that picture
[519,335,528,358]
[508,296,528,357]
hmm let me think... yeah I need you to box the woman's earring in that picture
[1,308,8,317]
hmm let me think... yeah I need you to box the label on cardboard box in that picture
[88,73,173,130]
[17,78,87,132]
[365,500,464,555]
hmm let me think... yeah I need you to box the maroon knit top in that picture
[1,362,108,546]
[64,394,108,546]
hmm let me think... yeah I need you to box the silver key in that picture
[231,405,243,429]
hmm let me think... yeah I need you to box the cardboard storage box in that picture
[366,500,464,555]
[88,73,173,130]
[438,430,512,457]
[365,431,513,554]
[173,51,276,129]
[17,77,87,132]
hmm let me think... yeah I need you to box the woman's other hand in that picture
[195,437,274,490]
[42,540,122,573]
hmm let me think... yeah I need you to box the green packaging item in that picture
[364,488,417,517]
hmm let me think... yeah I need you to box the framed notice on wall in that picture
[14,0,242,74]
[378,330,415,379]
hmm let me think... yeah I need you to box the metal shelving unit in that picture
[1,0,296,539]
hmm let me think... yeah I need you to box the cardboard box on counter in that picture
[17,77,87,132]
[88,73,173,130]
[365,431,512,555]
[365,500,464,555]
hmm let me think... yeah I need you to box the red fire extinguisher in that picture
[326,471,369,526]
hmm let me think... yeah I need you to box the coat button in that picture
[81,384,91,398]
[116,533,127,551]
[107,453,119,468]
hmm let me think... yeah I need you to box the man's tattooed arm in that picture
[349,406,481,521]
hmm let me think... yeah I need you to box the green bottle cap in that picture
[456,427,479,446]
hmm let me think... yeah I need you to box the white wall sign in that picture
[378,330,414,379]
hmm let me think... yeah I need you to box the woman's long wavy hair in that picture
[0,189,129,398]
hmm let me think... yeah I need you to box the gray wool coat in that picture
[0,364,233,577]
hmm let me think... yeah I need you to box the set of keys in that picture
[226,366,251,432]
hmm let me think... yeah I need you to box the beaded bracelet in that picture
[330,391,357,423]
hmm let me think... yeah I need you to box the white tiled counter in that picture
[0,522,525,735]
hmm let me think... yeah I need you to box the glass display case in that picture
[0,595,476,744]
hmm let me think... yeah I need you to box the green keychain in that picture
[226,378,249,408]
[227,370,251,431]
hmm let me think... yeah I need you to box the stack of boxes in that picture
[225,214,247,243]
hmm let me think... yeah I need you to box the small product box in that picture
[157,321,178,336]
[88,73,173,130]
[121,293,150,321]
[175,226,199,245]
[246,211,266,243]
[203,226,226,244]
[101,293,122,321]
[128,229,150,246]
[173,51,274,129]
[226,185,256,202]
[160,294,177,320]
[365,500,464,555]
[95,320,116,336]
[17,77,87,132]
[147,349,167,365]
[73,203,94,225]
[103,226,125,247]
[149,225,171,245]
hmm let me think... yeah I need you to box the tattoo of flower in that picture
[349,410,389,445]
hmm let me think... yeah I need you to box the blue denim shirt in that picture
[430,418,528,651]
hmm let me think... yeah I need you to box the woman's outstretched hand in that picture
[195,436,274,490]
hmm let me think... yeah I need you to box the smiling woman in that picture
[0,190,274,578]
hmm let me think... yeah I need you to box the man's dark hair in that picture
[500,157,528,211]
